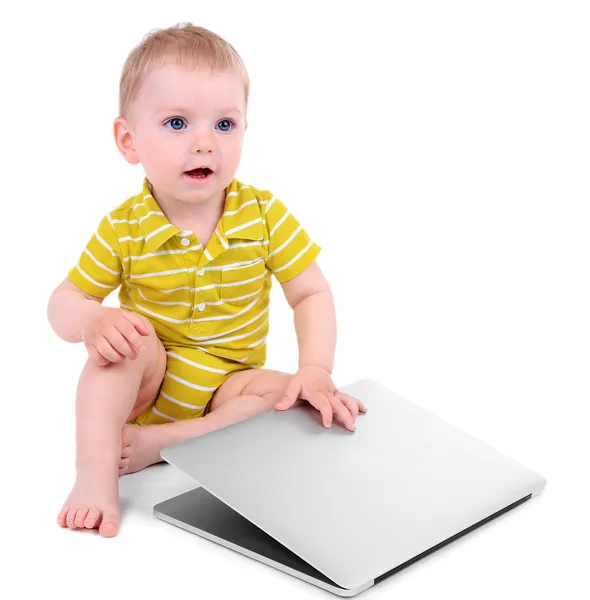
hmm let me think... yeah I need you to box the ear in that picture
[113,116,140,165]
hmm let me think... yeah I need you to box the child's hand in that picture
[80,307,153,366]
[275,365,367,431]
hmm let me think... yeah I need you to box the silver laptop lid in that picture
[161,379,546,590]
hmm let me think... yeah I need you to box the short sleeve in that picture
[264,195,321,282]
[67,214,123,298]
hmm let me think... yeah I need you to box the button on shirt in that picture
[67,176,321,366]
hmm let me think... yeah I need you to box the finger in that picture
[306,391,333,428]
[115,319,146,357]
[335,393,359,421]
[121,310,153,336]
[87,344,110,366]
[95,336,126,363]
[327,393,355,431]
[111,323,141,360]
[337,392,367,412]
[276,378,301,410]
[108,327,137,360]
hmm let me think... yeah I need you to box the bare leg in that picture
[120,391,280,474]
[120,369,292,474]
[57,327,166,537]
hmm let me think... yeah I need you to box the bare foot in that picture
[57,464,120,537]
[119,424,164,476]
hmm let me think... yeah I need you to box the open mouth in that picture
[184,167,213,179]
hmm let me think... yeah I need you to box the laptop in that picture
[154,379,546,596]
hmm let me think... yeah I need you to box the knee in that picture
[97,323,164,372]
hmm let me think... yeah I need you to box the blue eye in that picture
[216,119,234,132]
[163,117,235,132]
[165,117,186,131]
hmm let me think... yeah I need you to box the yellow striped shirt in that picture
[68,176,321,366]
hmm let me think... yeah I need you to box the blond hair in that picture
[119,22,250,122]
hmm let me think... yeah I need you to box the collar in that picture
[135,176,264,255]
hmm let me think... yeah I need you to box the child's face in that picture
[117,64,247,207]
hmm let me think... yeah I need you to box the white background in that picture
[2,0,588,598]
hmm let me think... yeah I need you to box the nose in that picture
[192,127,214,154]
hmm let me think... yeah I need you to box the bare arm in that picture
[47,277,106,343]
[280,261,336,374]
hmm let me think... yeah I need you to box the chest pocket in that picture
[220,259,267,305]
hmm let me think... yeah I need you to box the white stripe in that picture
[137,288,191,307]
[226,218,263,236]
[215,229,229,249]
[267,225,301,259]
[226,185,250,198]
[269,210,290,236]
[75,265,118,289]
[223,198,258,217]
[219,271,267,288]
[151,405,177,421]
[130,258,264,282]
[95,231,119,257]
[161,285,192,294]
[235,355,251,362]
[119,236,144,243]
[111,211,164,225]
[266,195,277,211]
[145,285,262,309]
[146,223,173,241]
[83,248,119,276]
[141,266,266,294]
[160,390,209,410]
[194,344,216,357]
[123,247,202,262]
[273,240,314,273]
[165,371,217,392]
[139,211,164,224]
[204,248,213,261]
[229,240,269,249]
[158,272,266,294]
[106,212,116,230]
[190,297,260,323]
[246,334,267,349]
[130,266,191,280]
[198,317,269,346]
[205,257,265,272]
[134,303,190,324]
[188,304,269,342]
[166,352,229,374]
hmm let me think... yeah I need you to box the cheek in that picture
[225,137,244,163]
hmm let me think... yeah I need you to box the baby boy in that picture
[47,23,366,538]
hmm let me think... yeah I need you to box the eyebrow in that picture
[155,107,242,117]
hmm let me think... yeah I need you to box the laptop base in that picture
[154,485,532,596]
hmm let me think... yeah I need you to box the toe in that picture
[84,508,100,529]
[74,508,89,528]
[66,508,78,529]
[99,511,120,538]
[57,505,69,528]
